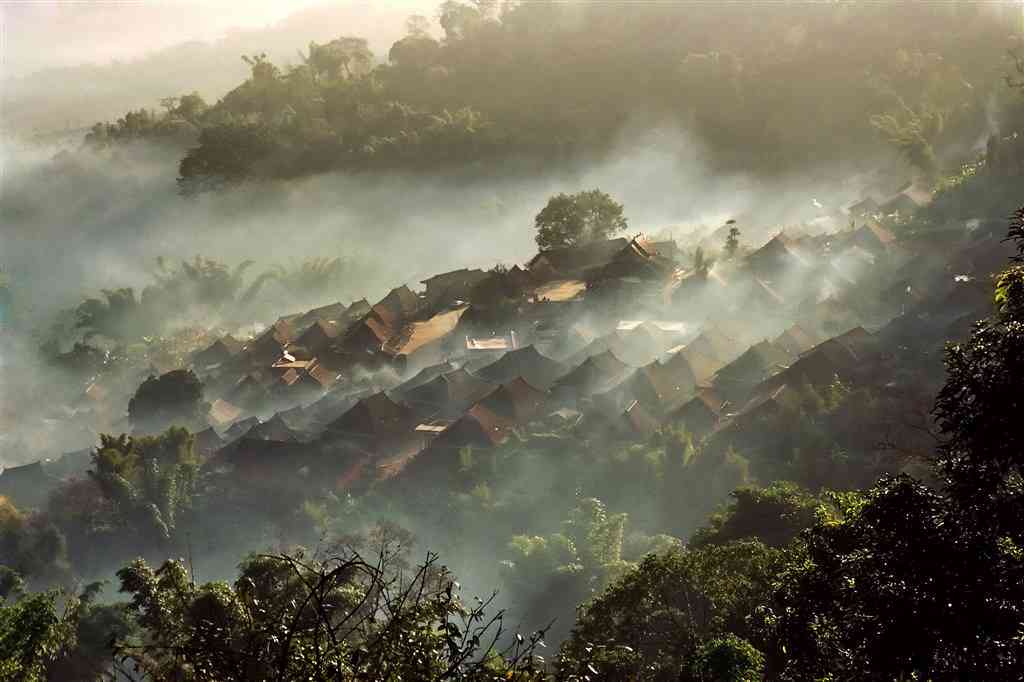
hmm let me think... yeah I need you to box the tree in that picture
[111,546,547,681]
[128,369,209,435]
[769,208,1024,679]
[724,223,741,259]
[557,540,782,680]
[691,634,765,682]
[869,100,944,179]
[534,190,628,250]
[690,481,822,549]
[89,428,200,546]
[0,584,79,682]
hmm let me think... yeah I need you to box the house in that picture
[394,360,459,393]
[664,345,725,386]
[773,324,822,358]
[551,350,632,404]
[711,340,793,403]
[467,266,534,305]
[285,301,351,335]
[0,461,57,509]
[223,416,261,444]
[567,326,673,368]
[296,319,342,354]
[744,232,815,285]
[324,391,418,454]
[400,368,496,420]
[193,427,225,457]
[422,403,512,454]
[669,388,726,439]
[590,238,678,283]
[193,335,243,370]
[526,238,630,281]
[627,351,705,414]
[241,414,302,443]
[761,326,878,394]
[243,321,293,365]
[420,268,489,307]
[375,285,422,322]
[475,345,568,390]
[383,306,468,372]
[474,377,548,423]
[682,324,745,365]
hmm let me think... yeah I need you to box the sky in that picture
[0,0,427,79]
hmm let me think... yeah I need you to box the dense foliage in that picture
[82,2,1017,191]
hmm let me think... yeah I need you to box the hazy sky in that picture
[0,0,426,79]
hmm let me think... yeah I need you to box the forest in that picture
[4,1,1024,680]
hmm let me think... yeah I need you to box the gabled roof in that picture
[402,369,495,415]
[375,285,420,322]
[329,389,419,436]
[527,238,630,277]
[554,349,632,396]
[713,340,793,395]
[288,301,350,333]
[745,232,813,279]
[475,345,568,390]
[193,427,225,456]
[297,319,341,351]
[475,377,548,422]
[305,363,340,390]
[224,416,261,443]
[395,360,459,394]
[243,414,301,443]
[631,353,700,409]
[194,335,243,366]
[684,324,744,364]
[773,324,821,358]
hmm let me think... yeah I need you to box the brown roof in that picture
[402,369,496,416]
[475,345,568,390]
[527,238,630,278]
[243,414,301,443]
[193,427,225,456]
[621,400,661,439]
[712,340,793,399]
[375,285,420,322]
[554,350,632,396]
[297,319,341,351]
[685,325,744,364]
[533,279,587,302]
[395,361,459,394]
[475,377,548,422]
[384,307,467,357]
[773,324,822,357]
[327,392,416,437]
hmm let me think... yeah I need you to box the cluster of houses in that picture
[1,186,1013,507]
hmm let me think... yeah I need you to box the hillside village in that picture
[1,180,1008,517]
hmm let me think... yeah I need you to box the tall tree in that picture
[534,190,628,250]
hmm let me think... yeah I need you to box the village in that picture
[0,175,1007,516]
